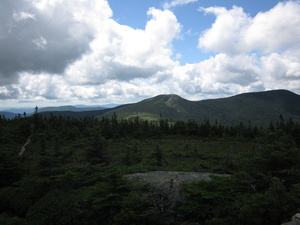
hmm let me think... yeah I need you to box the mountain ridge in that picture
[8,89,298,126]
[38,105,106,112]
[102,89,300,126]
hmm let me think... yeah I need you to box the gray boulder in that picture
[282,213,300,225]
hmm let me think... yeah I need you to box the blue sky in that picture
[109,0,281,64]
[0,0,299,109]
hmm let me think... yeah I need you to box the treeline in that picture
[93,114,299,140]
[15,112,298,140]
[1,111,299,139]
[0,112,300,224]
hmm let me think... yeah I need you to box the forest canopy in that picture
[0,112,300,225]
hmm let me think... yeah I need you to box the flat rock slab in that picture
[125,171,230,188]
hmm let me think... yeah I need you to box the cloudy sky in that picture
[0,0,300,109]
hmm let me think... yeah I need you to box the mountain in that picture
[102,94,192,120]
[0,108,34,114]
[102,89,300,126]
[39,105,106,112]
[0,111,18,119]
[39,108,112,119]
[74,104,121,108]
[0,105,109,116]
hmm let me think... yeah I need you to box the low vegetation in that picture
[0,111,300,224]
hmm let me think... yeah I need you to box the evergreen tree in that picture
[85,132,109,165]
[153,144,163,166]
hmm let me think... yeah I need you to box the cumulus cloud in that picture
[0,0,111,85]
[65,7,181,85]
[17,72,72,100]
[0,0,182,103]
[196,1,300,97]
[199,1,300,54]
[0,85,19,100]
[165,53,263,99]
[0,0,299,106]
[261,51,300,90]
[163,0,198,9]
[198,54,261,86]
[199,6,250,54]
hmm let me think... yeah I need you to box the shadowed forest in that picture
[1,111,300,225]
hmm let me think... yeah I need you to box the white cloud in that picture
[199,54,261,86]
[0,85,19,100]
[163,0,198,10]
[18,73,71,100]
[244,1,300,53]
[65,7,181,85]
[0,0,111,85]
[0,0,300,107]
[199,6,250,54]
[32,36,47,50]
[13,11,36,21]
[0,1,182,103]
[261,51,300,90]
[164,53,263,99]
[196,1,300,97]
[199,1,300,54]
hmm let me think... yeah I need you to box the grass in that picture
[121,112,160,121]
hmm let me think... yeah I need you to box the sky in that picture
[0,0,300,109]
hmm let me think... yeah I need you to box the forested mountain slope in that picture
[103,89,300,126]
[1,111,300,225]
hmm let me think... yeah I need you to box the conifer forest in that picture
[1,111,300,225]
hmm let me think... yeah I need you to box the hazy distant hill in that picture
[39,108,112,119]
[0,111,18,119]
[102,89,300,126]
[0,108,34,114]
[1,105,108,116]
[39,105,106,112]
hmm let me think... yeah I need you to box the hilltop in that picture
[102,89,300,126]
[8,89,298,126]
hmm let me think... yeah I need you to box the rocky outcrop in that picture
[125,171,230,224]
[125,171,230,189]
[282,213,300,225]
[18,135,32,157]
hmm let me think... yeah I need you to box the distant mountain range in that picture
[38,105,106,112]
[101,89,300,126]
[0,112,18,119]
[0,105,108,119]
[1,90,300,126]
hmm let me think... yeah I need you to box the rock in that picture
[125,171,230,189]
[125,171,230,221]
[292,213,300,225]
[282,213,300,225]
